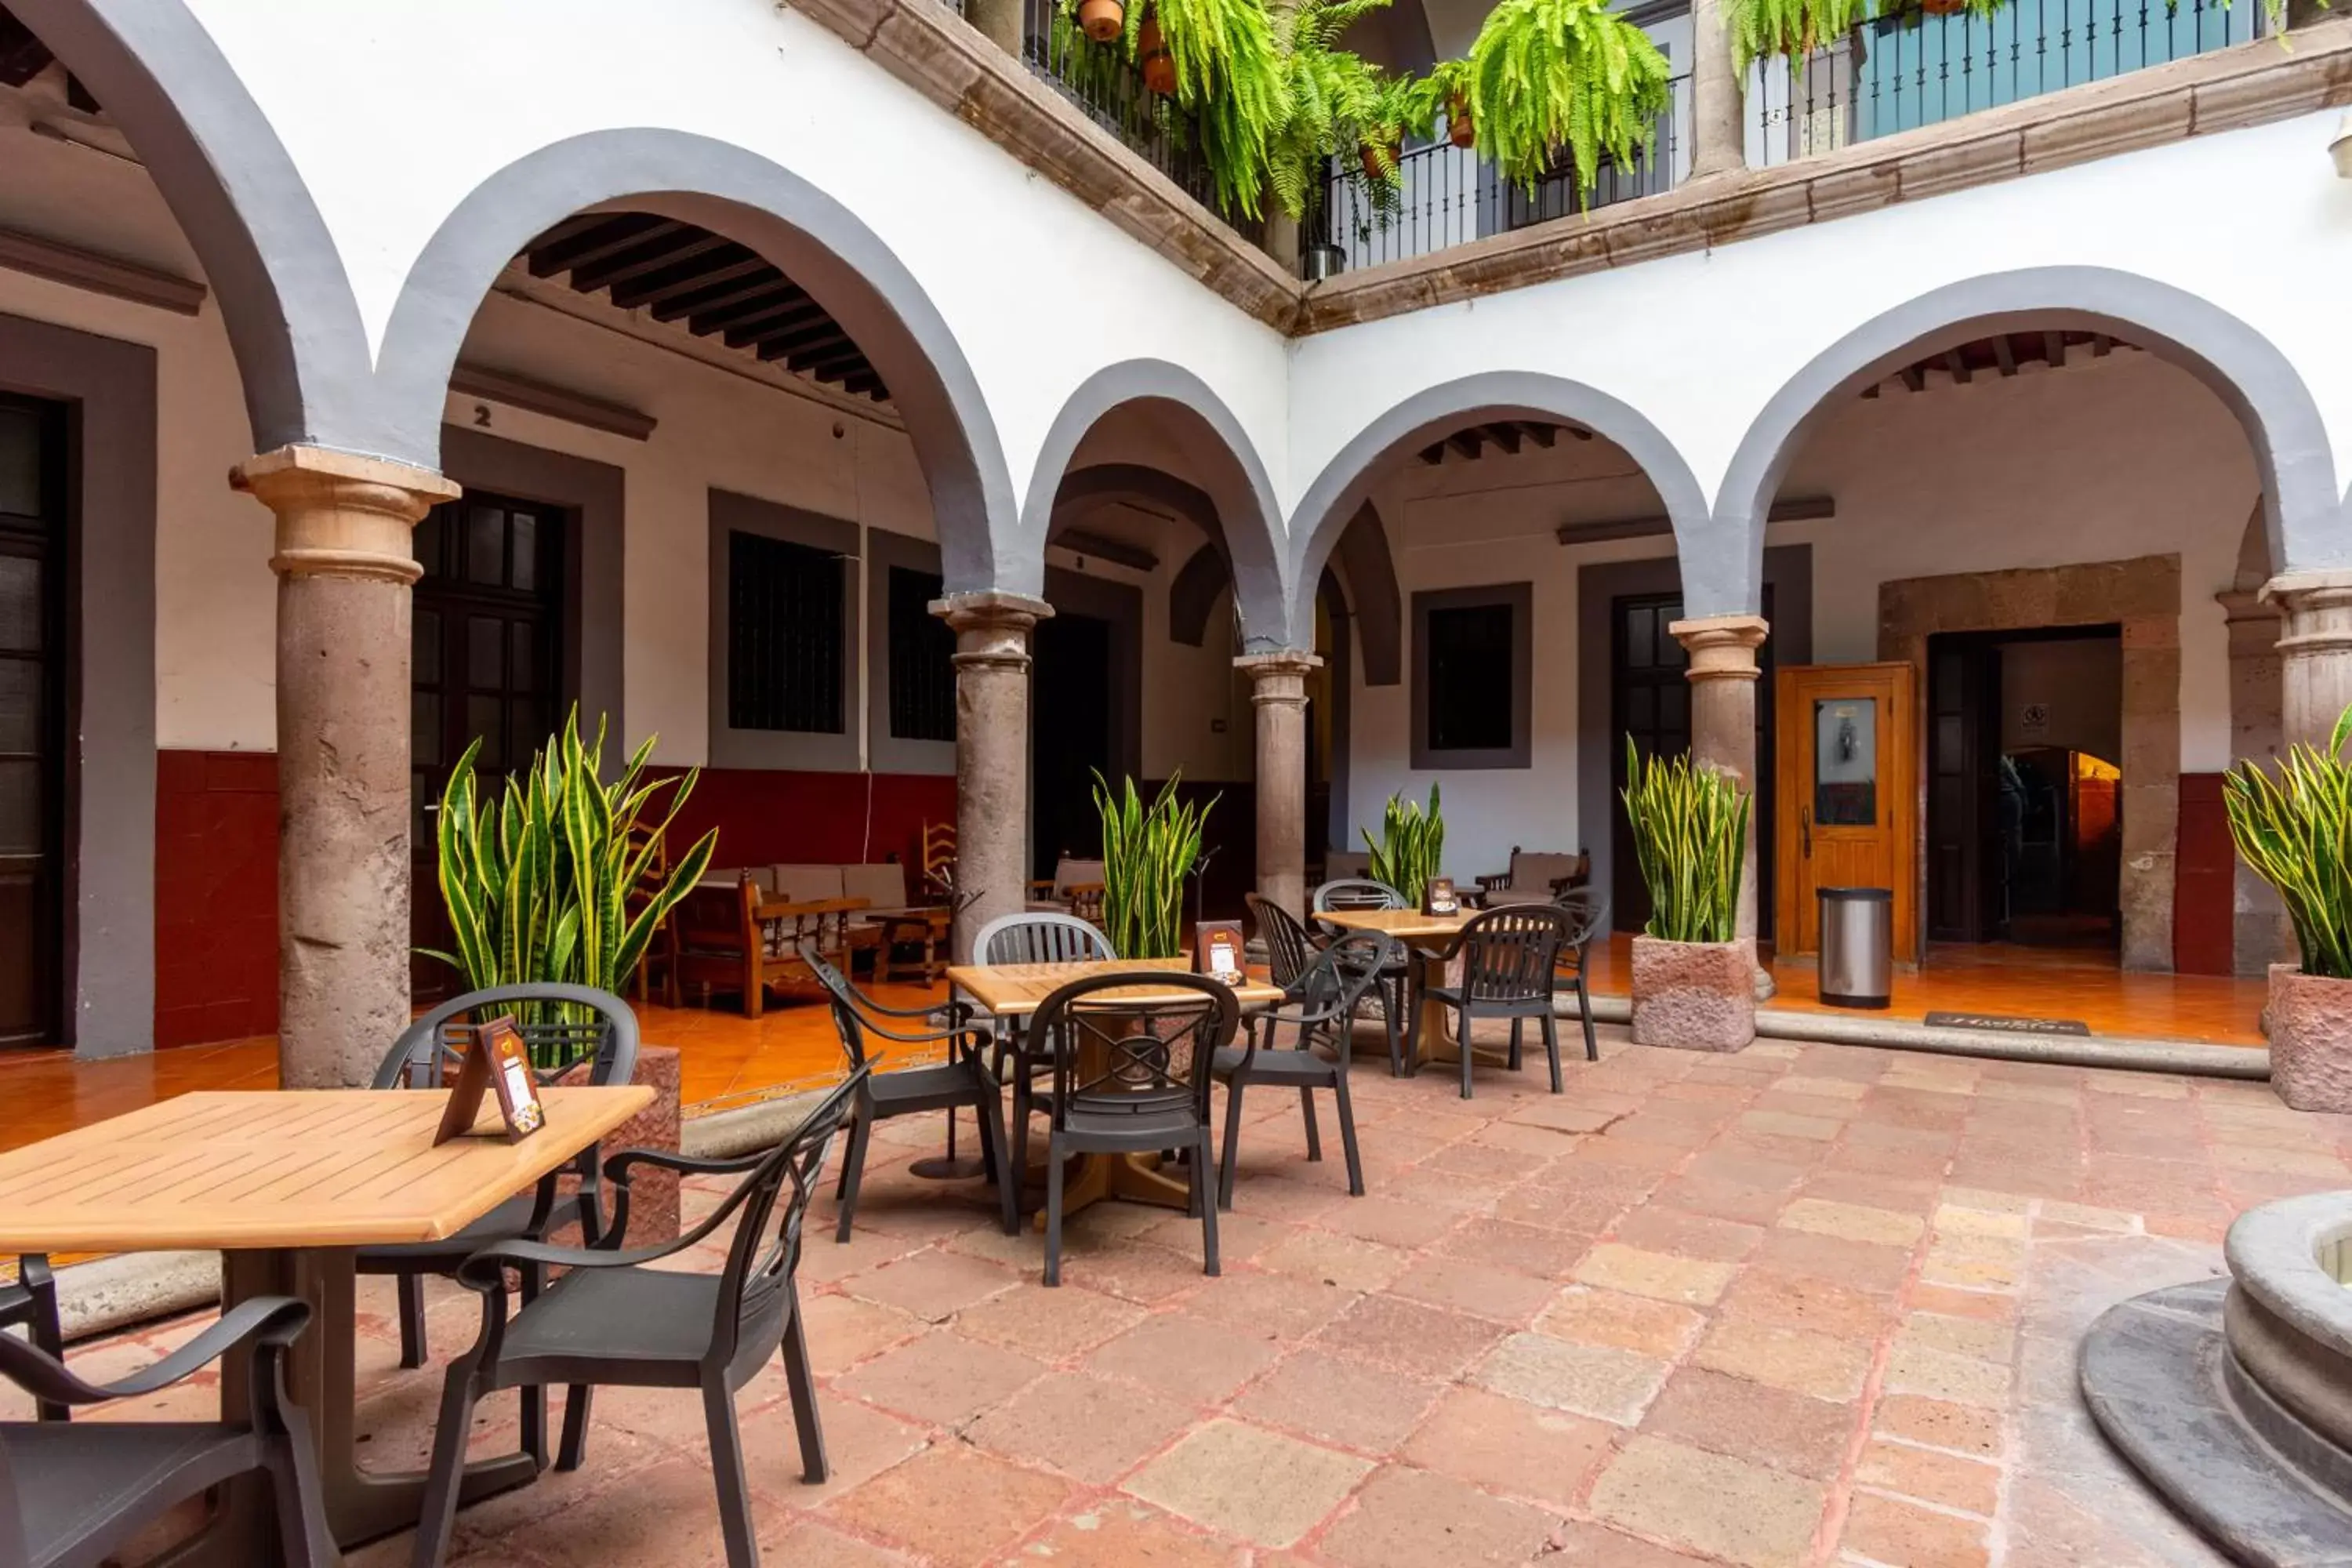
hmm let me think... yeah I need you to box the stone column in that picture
[1686,0,1748,182]
[233,446,459,1090]
[964,0,1023,59]
[1237,651,1319,918]
[1670,614,1773,1000]
[2220,583,2290,975]
[2263,571,2352,751]
[935,590,1051,961]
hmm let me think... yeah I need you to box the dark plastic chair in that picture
[361,983,638,1392]
[1551,889,1611,1065]
[1018,972,1240,1287]
[796,940,1018,1242]
[0,1295,332,1567]
[408,1069,867,1568]
[1409,905,1575,1100]
[1310,878,1410,1075]
[1215,931,1398,1208]
[0,1257,65,1424]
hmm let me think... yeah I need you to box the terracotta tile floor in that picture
[21,1022,2342,1566]
[1585,935,2269,1047]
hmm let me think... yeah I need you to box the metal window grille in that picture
[887,565,956,743]
[727,530,844,735]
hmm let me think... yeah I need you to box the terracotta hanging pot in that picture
[1138,15,1177,96]
[1920,0,1965,15]
[1359,138,1403,180]
[1076,0,1124,38]
[1447,93,1475,148]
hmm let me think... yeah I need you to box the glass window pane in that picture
[1659,619,1689,669]
[510,699,546,765]
[412,691,441,767]
[0,557,39,653]
[466,695,504,771]
[412,610,441,686]
[0,660,39,752]
[1626,685,1653,730]
[0,758,38,851]
[413,508,444,578]
[510,622,536,693]
[0,407,42,519]
[510,511,537,592]
[467,617,505,691]
[466,506,506,585]
[1659,682,1688,733]
[1624,606,1653,667]
[1814,697,1878,826]
[1426,603,1514,753]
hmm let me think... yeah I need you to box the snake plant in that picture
[426,709,717,1054]
[1094,771,1217,959]
[1621,738,1749,945]
[2224,703,2352,979]
[1363,783,1445,903]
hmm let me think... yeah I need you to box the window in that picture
[887,564,956,742]
[1410,583,1531,770]
[726,530,844,734]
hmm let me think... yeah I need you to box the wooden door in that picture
[411,491,567,1002]
[0,396,64,1047]
[1774,663,1917,960]
[1926,638,2002,942]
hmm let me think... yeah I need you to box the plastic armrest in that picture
[0,1295,309,1407]
[603,1144,771,1185]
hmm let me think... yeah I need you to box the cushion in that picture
[702,867,773,894]
[1323,851,1372,880]
[1054,858,1106,895]
[1509,851,1585,887]
[770,864,845,903]
[841,862,909,910]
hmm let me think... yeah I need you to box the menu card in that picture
[433,1016,547,1145]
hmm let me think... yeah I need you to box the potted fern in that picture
[1363,784,1444,905]
[1120,0,1282,212]
[1465,0,1672,206]
[2225,705,2352,1110]
[1094,772,1216,958]
[1622,739,1754,1051]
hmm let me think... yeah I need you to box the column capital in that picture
[1668,614,1769,681]
[1236,649,1320,708]
[2263,572,2352,660]
[2261,571,2352,613]
[233,445,459,586]
[933,590,1051,673]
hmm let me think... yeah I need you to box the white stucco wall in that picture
[1344,346,2252,881]
[179,0,1295,539]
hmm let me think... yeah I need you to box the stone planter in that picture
[1629,936,1755,1053]
[550,1043,683,1246]
[2266,964,2352,1112]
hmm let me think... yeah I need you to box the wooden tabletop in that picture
[1316,907,1475,942]
[948,958,1286,1017]
[0,1087,654,1253]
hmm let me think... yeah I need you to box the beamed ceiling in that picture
[521,213,888,401]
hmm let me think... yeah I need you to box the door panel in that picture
[1774,663,1917,960]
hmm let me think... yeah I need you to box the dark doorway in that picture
[0,395,67,1047]
[1031,611,1113,879]
[411,490,569,1001]
[1609,588,1775,938]
[1926,625,2122,948]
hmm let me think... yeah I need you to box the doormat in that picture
[1924,1011,2092,1037]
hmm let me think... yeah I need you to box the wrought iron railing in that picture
[1308,76,1690,273]
[1753,0,2259,165]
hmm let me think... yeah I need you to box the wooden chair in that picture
[673,875,869,1018]
[408,1072,866,1568]
[1409,906,1575,1101]
[627,826,680,1008]
[1475,847,1590,906]
[1215,929,1398,1207]
[0,1295,333,1567]
[919,820,957,901]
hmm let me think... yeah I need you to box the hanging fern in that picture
[1122,0,1285,218]
[1722,0,1870,72]
[1467,0,1672,204]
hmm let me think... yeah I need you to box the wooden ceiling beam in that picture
[797,343,871,380]
[1446,428,1483,460]
[843,370,890,400]
[722,301,829,349]
[1522,423,1558,448]
[656,267,789,322]
[0,9,55,89]
[1490,424,1523,456]
[1418,443,1446,466]
[1941,348,1972,385]
[690,286,815,336]
[1991,334,2017,376]
[610,246,767,311]
[526,213,676,278]
[1900,365,1926,394]
[760,323,852,364]
[2042,329,2066,368]
[568,229,732,294]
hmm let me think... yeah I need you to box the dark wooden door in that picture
[1030,612,1112,880]
[0,396,64,1047]
[1926,637,2002,942]
[411,491,566,1001]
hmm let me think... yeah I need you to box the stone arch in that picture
[14,0,379,455]
[1020,361,1289,647]
[373,128,1018,591]
[1714,266,2343,615]
[1285,372,1711,647]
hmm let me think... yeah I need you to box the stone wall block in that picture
[2023,93,2195,174]
[1895,132,2026,201]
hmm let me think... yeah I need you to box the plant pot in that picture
[1076,0,1124,40]
[1920,0,1964,14]
[1447,94,1475,148]
[1301,242,1345,281]
[2266,964,2352,1111]
[1359,140,1403,180]
[1630,936,1756,1052]
[1137,16,1176,96]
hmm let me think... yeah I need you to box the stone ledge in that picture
[1297,20,2352,334]
[786,0,1299,328]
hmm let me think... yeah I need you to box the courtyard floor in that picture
[22,1022,2348,1566]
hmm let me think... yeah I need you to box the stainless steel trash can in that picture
[1817,887,1893,1009]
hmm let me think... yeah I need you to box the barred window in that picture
[887,565,956,742]
[726,530,844,733]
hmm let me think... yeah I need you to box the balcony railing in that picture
[1752,0,2259,162]
[1019,0,1269,247]
[1309,77,1690,273]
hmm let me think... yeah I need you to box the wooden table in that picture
[948,959,1283,1220]
[876,906,953,982]
[0,1086,654,1561]
[1313,907,1505,1070]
